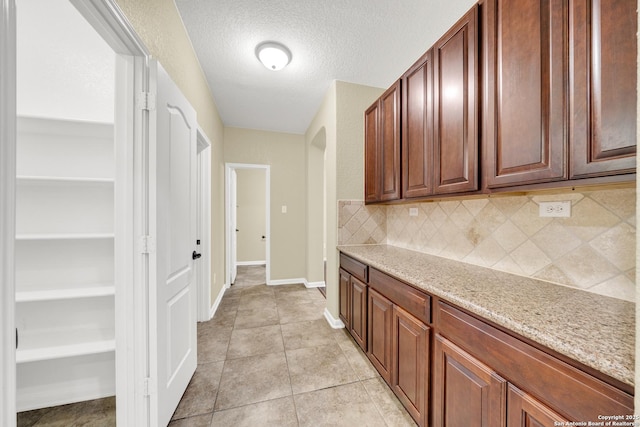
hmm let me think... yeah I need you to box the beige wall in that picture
[305,81,384,320]
[224,127,307,282]
[236,169,266,263]
[116,0,226,309]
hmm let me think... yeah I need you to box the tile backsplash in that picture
[338,187,636,302]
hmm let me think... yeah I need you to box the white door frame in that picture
[196,128,212,321]
[225,163,270,287]
[2,0,152,425]
[1,1,17,425]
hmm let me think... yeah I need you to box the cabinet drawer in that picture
[435,301,633,421]
[369,268,431,324]
[340,254,368,283]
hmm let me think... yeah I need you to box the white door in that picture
[230,169,238,284]
[149,61,198,427]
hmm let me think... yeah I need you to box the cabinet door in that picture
[434,5,479,194]
[338,268,351,327]
[379,81,402,201]
[507,384,568,427]
[392,306,430,426]
[433,334,506,427]
[484,0,567,188]
[402,51,434,199]
[570,0,637,178]
[364,102,380,202]
[367,289,393,384]
[350,277,368,350]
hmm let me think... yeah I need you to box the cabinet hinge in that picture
[136,92,156,111]
[139,235,156,254]
[143,377,156,397]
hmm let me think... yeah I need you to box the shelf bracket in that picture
[139,235,156,254]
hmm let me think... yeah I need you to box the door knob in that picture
[192,251,202,260]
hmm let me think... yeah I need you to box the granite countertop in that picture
[337,244,635,387]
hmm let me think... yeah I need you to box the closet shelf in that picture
[16,329,115,364]
[15,233,114,241]
[16,284,115,302]
[16,175,114,185]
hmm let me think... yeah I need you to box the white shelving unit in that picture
[15,116,116,411]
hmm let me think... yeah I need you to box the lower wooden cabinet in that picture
[393,306,430,426]
[339,267,368,351]
[350,277,368,350]
[367,288,393,383]
[339,253,633,427]
[507,384,568,427]
[433,334,506,427]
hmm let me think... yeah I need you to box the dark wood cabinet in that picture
[338,268,351,327]
[402,50,434,199]
[484,0,568,188]
[365,81,401,203]
[392,305,430,427]
[507,384,568,427]
[364,102,380,203]
[433,334,507,427]
[340,252,633,427]
[570,0,637,178]
[433,5,479,194]
[367,288,393,384]
[350,277,368,350]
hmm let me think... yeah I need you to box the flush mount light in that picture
[255,41,292,71]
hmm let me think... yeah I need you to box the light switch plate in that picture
[281,205,287,214]
[409,208,419,217]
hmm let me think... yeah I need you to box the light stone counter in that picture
[337,244,634,387]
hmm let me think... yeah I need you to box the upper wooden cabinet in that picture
[401,6,479,200]
[484,0,636,189]
[402,51,434,199]
[484,0,568,188]
[365,81,401,203]
[570,0,637,178]
[433,5,479,194]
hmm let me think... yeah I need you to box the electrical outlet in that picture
[409,208,418,217]
[538,201,571,218]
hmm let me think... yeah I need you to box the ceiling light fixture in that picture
[255,41,292,71]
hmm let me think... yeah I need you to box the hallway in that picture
[169,265,415,426]
[17,265,415,426]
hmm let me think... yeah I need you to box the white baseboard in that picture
[304,280,325,289]
[324,308,345,329]
[267,277,307,286]
[236,260,266,266]
[208,284,227,319]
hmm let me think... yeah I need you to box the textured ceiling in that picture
[175,0,476,134]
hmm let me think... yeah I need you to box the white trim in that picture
[0,1,17,424]
[69,2,150,426]
[324,308,345,329]
[208,284,226,320]
[305,280,326,289]
[267,278,307,286]
[236,260,266,266]
[225,163,271,286]
[196,128,211,322]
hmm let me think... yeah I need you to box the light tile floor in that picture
[170,265,416,426]
[17,265,416,426]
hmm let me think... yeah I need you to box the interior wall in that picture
[116,0,226,308]
[236,168,266,264]
[17,0,114,121]
[306,128,326,285]
[306,82,338,317]
[635,0,639,409]
[224,127,306,282]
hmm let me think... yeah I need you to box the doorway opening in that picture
[225,163,271,288]
[14,0,118,419]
